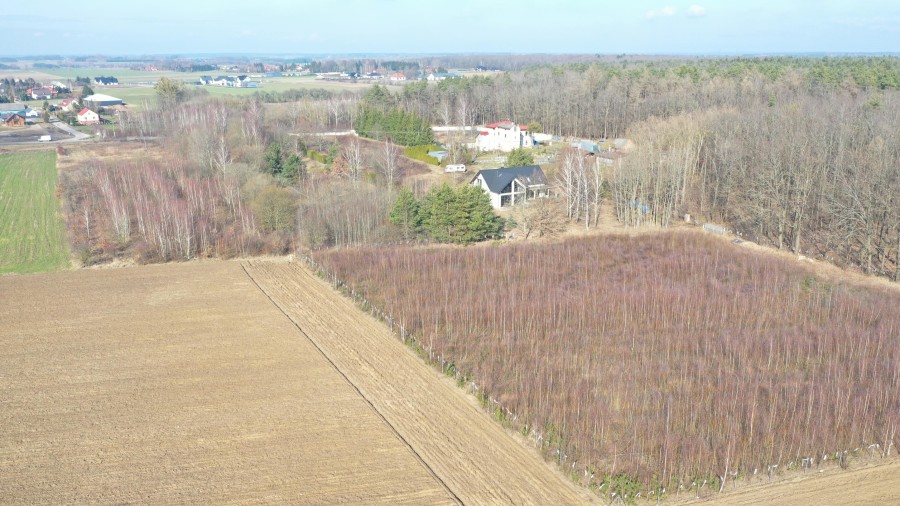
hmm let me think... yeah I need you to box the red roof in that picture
[78,107,92,115]
[484,120,528,130]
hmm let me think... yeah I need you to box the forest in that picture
[56,56,900,280]
[313,233,900,498]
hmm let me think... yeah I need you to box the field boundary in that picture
[240,262,463,505]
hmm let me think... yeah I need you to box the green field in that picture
[0,151,70,274]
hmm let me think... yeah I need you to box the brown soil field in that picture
[243,259,595,504]
[0,261,452,504]
[0,260,593,504]
[677,459,900,505]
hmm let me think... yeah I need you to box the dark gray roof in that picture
[472,165,548,193]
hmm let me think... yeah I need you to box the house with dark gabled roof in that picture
[1,113,26,127]
[1,113,27,127]
[93,77,119,86]
[29,86,56,100]
[470,165,551,209]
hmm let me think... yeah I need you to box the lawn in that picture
[0,151,70,274]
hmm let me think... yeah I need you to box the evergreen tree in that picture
[282,153,306,183]
[459,185,503,243]
[264,142,283,175]
[388,188,422,241]
[421,184,502,244]
[421,183,458,243]
[506,148,535,167]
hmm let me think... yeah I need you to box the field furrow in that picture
[0,261,455,504]
[243,260,595,505]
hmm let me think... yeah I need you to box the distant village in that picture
[1,75,125,128]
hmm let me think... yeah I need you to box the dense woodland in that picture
[314,233,900,498]
[58,56,900,279]
[249,57,900,280]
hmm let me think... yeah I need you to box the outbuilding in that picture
[82,94,124,107]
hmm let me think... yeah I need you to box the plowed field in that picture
[0,260,593,504]
[0,262,453,504]
[243,260,594,505]
[682,460,900,505]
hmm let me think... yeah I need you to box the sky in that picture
[2,0,898,56]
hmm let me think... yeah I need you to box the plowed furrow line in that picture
[244,260,593,505]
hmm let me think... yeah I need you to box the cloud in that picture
[688,4,706,17]
[646,6,677,18]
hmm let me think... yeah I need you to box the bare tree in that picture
[379,139,400,188]
[342,137,364,184]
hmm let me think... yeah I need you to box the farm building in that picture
[82,94,123,107]
[77,108,100,125]
[1,113,27,127]
[24,107,41,118]
[475,120,534,152]
[470,165,551,209]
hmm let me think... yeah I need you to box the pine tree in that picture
[506,148,534,167]
[264,142,283,175]
[389,188,422,241]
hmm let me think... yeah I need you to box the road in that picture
[49,120,92,142]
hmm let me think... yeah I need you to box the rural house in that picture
[77,108,100,125]
[471,165,551,209]
[29,86,55,100]
[59,98,79,112]
[426,72,462,81]
[1,113,26,127]
[475,120,534,152]
[93,77,119,86]
[204,75,251,87]
[389,72,407,82]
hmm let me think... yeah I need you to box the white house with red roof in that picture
[77,108,100,125]
[59,98,79,112]
[475,120,534,152]
[389,72,407,82]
